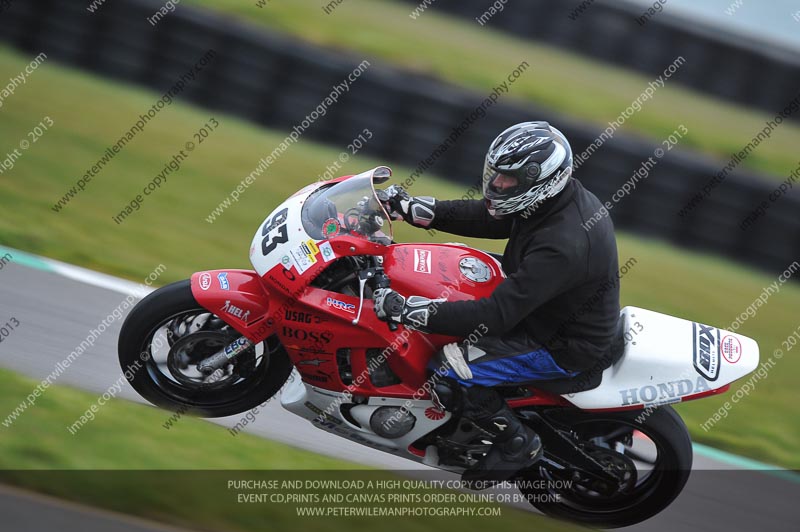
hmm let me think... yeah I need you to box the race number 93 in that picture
[261,208,289,256]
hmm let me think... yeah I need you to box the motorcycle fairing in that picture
[249,167,394,280]
[281,374,456,468]
[566,306,759,410]
[249,186,317,278]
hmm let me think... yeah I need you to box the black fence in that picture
[397,0,800,121]
[0,0,797,276]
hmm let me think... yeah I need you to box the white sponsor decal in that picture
[289,244,316,273]
[199,272,212,290]
[319,241,336,262]
[414,249,431,274]
[285,240,319,274]
[721,335,742,364]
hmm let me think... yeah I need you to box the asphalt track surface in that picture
[0,260,797,531]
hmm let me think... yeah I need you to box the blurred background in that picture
[0,1,798,531]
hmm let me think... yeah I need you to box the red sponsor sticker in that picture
[721,335,742,364]
[199,272,212,291]
[414,249,431,274]
[424,407,445,420]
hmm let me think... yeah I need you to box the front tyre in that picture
[518,405,692,528]
[118,280,291,417]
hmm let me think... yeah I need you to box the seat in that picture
[519,317,627,395]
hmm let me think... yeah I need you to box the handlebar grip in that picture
[373,270,396,331]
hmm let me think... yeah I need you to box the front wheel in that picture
[517,405,692,528]
[118,280,292,417]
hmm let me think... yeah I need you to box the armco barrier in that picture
[397,0,800,121]
[0,0,796,276]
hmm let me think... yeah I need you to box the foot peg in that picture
[462,422,542,484]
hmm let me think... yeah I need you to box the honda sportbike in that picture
[119,166,759,527]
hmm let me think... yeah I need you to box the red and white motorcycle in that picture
[119,166,759,527]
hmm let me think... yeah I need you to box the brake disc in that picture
[166,330,246,390]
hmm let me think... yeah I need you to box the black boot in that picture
[460,385,542,484]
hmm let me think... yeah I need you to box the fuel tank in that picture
[383,244,505,301]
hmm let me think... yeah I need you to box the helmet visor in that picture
[482,165,529,201]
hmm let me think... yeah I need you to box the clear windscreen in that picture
[301,169,393,245]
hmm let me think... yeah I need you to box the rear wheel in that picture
[517,406,692,528]
[118,280,292,417]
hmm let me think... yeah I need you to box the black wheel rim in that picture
[134,307,276,408]
[523,413,677,515]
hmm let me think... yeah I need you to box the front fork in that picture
[197,336,254,374]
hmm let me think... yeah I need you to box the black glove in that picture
[382,185,436,228]
[372,288,443,331]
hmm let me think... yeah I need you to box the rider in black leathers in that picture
[373,121,620,482]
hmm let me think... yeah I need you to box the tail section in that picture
[566,307,759,410]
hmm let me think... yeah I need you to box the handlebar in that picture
[373,268,398,332]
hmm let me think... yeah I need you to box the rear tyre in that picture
[118,280,291,417]
[517,406,692,528]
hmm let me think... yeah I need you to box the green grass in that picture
[0,369,580,532]
[182,0,800,180]
[0,44,799,471]
[0,368,352,471]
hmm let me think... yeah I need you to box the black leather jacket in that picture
[425,178,620,372]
